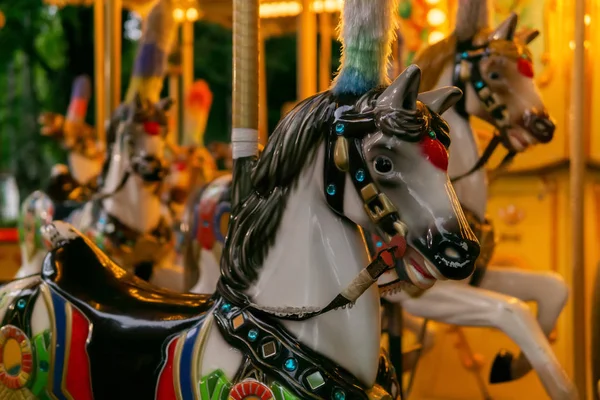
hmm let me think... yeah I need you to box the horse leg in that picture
[401,310,437,354]
[398,283,578,400]
[478,267,569,382]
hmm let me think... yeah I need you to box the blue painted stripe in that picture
[179,326,201,400]
[133,43,167,77]
[50,290,69,400]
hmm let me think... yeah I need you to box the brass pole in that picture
[182,20,194,142]
[106,0,122,114]
[570,0,586,395]
[297,0,317,100]
[93,0,106,144]
[318,11,332,92]
[258,28,267,146]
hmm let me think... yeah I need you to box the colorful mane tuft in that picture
[331,0,399,96]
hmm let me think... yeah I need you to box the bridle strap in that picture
[450,40,517,183]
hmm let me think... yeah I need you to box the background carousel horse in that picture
[16,0,187,291]
[0,0,482,392]
[377,1,575,399]
[38,75,104,209]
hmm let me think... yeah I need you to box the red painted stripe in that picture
[66,306,93,399]
[155,338,179,400]
[0,228,18,243]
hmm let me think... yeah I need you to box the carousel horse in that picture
[377,2,575,399]
[38,75,104,207]
[17,95,186,291]
[0,0,481,396]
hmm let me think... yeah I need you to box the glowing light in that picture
[186,7,199,21]
[585,40,590,49]
[427,8,446,27]
[585,14,591,25]
[311,0,343,13]
[173,8,185,22]
[425,0,441,4]
[569,40,575,50]
[428,30,445,45]
[260,0,342,19]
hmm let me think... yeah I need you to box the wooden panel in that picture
[408,174,569,400]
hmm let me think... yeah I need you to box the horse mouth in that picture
[402,246,437,289]
[507,128,537,152]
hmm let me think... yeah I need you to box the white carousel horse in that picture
[17,96,186,292]
[0,0,481,395]
[380,2,575,399]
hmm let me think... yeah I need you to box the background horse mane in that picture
[414,35,457,92]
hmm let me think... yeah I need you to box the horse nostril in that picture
[444,246,460,260]
[523,110,555,143]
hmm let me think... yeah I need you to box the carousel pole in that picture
[570,0,586,395]
[318,10,332,92]
[258,29,268,146]
[297,0,317,99]
[93,0,106,143]
[106,0,123,113]
[182,20,194,143]
[231,0,259,207]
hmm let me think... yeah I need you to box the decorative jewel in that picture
[475,81,484,90]
[247,329,259,342]
[306,371,326,390]
[229,380,275,400]
[326,184,336,196]
[334,123,345,135]
[232,314,246,330]
[461,51,469,59]
[0,325,33,389]
[428,130,436,139]
[376,241,383,248]
[283,358,298,372]
[398,0,411,19]
[105,223,115,234]
[517,58,534,78]
[16,299,26,310]
[333,388,346,400]
[420,137,449,172]
[221,303,232,313]
[355,169,365,182]
[261,340,278,358]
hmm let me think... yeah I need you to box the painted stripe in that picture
[179,326,201,400]
[49,291,68,400]
[65,306,93,399]
[133,43,167,77]
[156,337,179,400]
[70,76,91,99]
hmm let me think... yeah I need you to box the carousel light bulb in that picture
[585,14,591,25]
[186,7,199,21]
[569,40,575,50]
[425,0,441,5]
[173,8,185,22]
[427,8,446,27]
[428,30,445,45]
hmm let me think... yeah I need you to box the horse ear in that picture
[489,12,519,41]
[418,87,463,115]
[516,27,539,44]
[158,97,174,111]
[377,64,422,111]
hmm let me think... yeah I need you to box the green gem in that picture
[16,298,26,309]
[428,131,436,139]
[333,389,346,400]
[40,360,49,372]
[398,1,412,19]
[306,371,326,390]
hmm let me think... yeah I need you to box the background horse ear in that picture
[158,97,174,112]
[418,87,463,115]
[488,12,519,41]
[455,0,490,41]
[516,27,540,45]
[378,64,422,111]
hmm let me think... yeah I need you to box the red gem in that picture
[420,137,449,171]
[175,161,187,171]
[143,121,161,136]
[517,58,534,78]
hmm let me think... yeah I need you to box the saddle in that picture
[41,234,214,399]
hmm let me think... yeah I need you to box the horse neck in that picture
[101,159,163,234]
[68,152,101,185]
[434,61,488,221]
[246,144,381,387]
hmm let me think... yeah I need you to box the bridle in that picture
[450,39,519,183]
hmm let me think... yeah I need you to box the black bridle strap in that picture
[90,170,131,202]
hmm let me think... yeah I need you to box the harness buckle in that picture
[360,184,397,225]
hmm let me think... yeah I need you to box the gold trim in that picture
[192,313,214,399]
[61,304,74,400]
[39,284,59,400]
[174,332,185,400]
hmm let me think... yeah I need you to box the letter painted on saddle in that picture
[48,289,93,400]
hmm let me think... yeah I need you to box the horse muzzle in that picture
[131,155,169,182]
[522,108,555,144]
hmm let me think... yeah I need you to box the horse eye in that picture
[373,156,393,174]
[488,71,501,80]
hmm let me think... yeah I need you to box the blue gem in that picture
[326,184,336,196]
[202,220,210,227]
[355,169,365,182]
[221,303,232,313]
[475,81,484,90]
[376,241,383,248]
[247,329,259,342]
[16,299,26,310]
[284,358,298,372]
[333,389,346,400]
[461,51,468,59]
[335,123,344,135]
